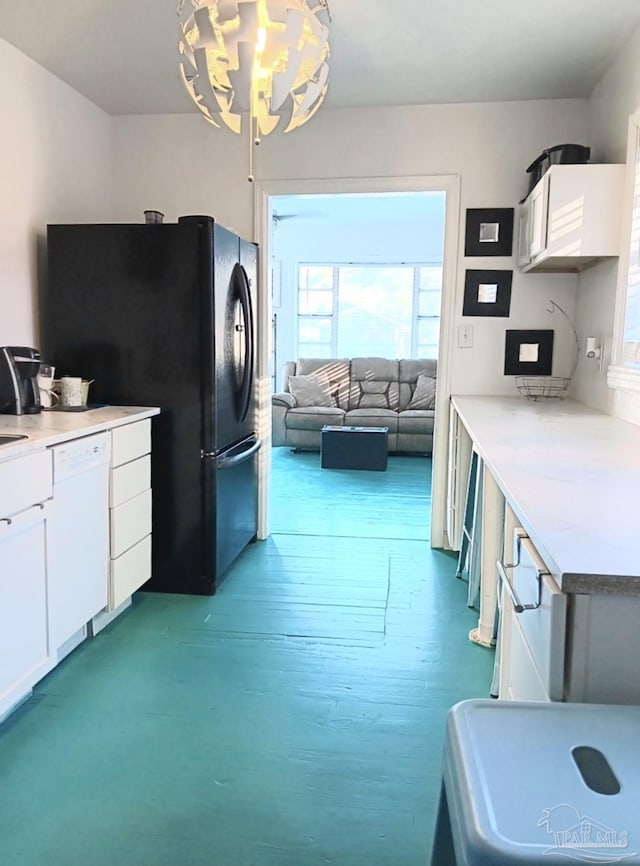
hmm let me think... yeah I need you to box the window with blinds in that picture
[297,263,442,359]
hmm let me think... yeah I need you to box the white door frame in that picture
[254,174,461,548]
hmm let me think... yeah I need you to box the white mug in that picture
[60,376,84,408]
[39,388,59,408]
[37,364,58,408]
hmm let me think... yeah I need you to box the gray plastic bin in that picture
[430,699,640,865]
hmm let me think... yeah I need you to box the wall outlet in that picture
[458,324,473,348]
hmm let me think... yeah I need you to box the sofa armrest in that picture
[271,399,292,447]
[272,391,296,409]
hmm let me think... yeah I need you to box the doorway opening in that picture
[269,191,446,393]
[254,175,461,551]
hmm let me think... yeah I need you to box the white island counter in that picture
[452,395,640,595]
[450,395,640,704]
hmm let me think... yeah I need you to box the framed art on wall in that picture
[462,269,513,317]
[504,329,554,376]
[465,208,514,257]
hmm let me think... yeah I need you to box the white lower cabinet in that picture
[498,522,640,705]
[498,525,566,702]
[108,420,152,609]
[0,410,157,725]
[563,593,640,704]
[0,451,53,720]
[0,506,51,719]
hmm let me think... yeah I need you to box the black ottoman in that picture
[321,425,389,471]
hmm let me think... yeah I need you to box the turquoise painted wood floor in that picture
[0,448,494,866]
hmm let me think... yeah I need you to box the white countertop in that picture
[451,395,640,595]
[0,406,160,462]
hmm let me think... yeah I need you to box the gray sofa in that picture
[272,357,437,453]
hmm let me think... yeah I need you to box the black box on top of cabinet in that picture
[320,425,389,471]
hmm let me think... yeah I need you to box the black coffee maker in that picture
[0,346,42,414]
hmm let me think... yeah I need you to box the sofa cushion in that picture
[358,379,392,409]
[399,359,437,410]
[286,406,346,432]
[398,409,435,434]
[294,359,351,409]
[406,373,437,410]
[349,358,400,410]
[288,372,335,408]
[345,408,399,433]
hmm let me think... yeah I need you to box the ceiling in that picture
[272,192,446,225]
[1,0,639,116]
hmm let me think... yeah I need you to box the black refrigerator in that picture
[42,215,260,595]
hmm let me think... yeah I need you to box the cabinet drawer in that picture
[111,419,151,468]
[505,603,550,702]
[110,534,151,610]
[110,489,152,559]
[110,455,150,508]
[0,450,52,518]
[501,529,566,700]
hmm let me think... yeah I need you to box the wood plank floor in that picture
[0,448,494,865]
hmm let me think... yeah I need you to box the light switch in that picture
[458,324,473,348]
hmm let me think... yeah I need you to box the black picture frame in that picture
[504,330,554,376]
[465,208,514,257]
[462,269,513,317]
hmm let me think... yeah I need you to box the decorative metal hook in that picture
[547,299,580,381]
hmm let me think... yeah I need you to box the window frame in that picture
[609,105,640,393]
[296,261,443,360]
[296,265,338,357]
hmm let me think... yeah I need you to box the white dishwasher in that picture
[48,432,111,661]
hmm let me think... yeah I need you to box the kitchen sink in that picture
[0,434,28,446]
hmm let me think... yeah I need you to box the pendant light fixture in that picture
[178,0,331,179]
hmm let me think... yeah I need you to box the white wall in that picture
[572,24,640,418]
[111,115,253,238]
[112,99,589,397]
[0,38,113,347]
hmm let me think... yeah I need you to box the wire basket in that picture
[513,300,578,400]
[515,376,571,400]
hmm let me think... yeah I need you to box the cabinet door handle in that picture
[0,501,50,531]
[496,557,544,613]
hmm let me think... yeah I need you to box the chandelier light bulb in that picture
[178,0,331,138]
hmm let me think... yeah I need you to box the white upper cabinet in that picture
[518,164,625,273]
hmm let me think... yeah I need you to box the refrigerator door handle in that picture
[202,437,262,469]
[234,263,255,424]
[216,438,261,470]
